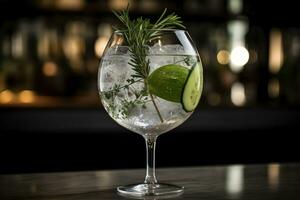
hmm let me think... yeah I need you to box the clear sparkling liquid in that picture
[98,52,200,137]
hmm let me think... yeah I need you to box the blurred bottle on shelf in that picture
[226,0,259,107]
[138,0,160,12]
[38,0,85,10]
[35,20,75,96]
[0,21,36,104]
[268,28,283,106]
[278,29,300,106]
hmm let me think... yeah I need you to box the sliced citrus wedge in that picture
[148,64,189,103]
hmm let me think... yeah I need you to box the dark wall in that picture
[1,108,299,173]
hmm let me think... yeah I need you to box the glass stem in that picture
[144,136,158,185]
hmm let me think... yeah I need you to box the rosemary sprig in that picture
[103,78,143,97]
[113,6,185,79]
[103,80,149,119]
[113,6,185,122]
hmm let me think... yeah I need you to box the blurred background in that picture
[0,0,299,173]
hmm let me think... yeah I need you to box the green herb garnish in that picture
[113,7,185,79]
[104,6,185,122]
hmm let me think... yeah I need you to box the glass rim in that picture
[114,29,187,34]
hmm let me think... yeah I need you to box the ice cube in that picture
[104,45,130,56]
[164,44,185,54]
[149,43,185,54]
[149,43,165,54]
[100,54,131,91]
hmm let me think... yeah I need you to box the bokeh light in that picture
[230,46,249,72]
[19,90,35,103]
[0,90,15,104]
[43,62,58,77]
[217,50,230,65]
[231,82,246,106]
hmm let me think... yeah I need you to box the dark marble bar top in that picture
[0,163,299,200]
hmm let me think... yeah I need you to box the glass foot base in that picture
[117,183,184,198]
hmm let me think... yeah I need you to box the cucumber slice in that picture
[182,62,203,112]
